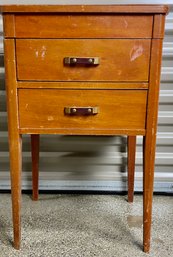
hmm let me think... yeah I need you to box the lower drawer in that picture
[18,89,147,135]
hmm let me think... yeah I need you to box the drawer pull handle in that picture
[64,107,99,115]
[64,57,100,66]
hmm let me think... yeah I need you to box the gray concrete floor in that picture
[0,194,172,257]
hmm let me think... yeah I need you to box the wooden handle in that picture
[64,107,99,115]
[64,57,100,66]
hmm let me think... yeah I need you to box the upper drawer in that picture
[14,14,153,39]
[16,39,151,82]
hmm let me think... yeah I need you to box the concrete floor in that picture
[0,194,172,257]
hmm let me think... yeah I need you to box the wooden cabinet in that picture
[1,4,168,252]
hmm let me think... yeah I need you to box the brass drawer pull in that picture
[64,107,99,115]
[64,57,100,66]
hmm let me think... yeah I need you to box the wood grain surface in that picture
[128,136,136,203]
[18,89,147,133]
[0,5,169,14]
[143,38,164,253]
[3,14,15,37]
[4,39,22,250]
[14,14,153,39]
[16,39,151,82]
[31,135,39,201]
[2,4,168,252]
[17,82,148,89]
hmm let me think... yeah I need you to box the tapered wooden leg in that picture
[4,39,23,249]
[31,134,40,201]
[141,38,164,252]
[143,134,156,253]
[127,136,136,202]
[9,135,22,250]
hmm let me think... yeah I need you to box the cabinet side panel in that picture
[3,14,15,38]
[153,14,166,39]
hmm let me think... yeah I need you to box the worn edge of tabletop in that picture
[0,5,169,14]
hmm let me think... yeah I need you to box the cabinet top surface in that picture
[0,4,169,14]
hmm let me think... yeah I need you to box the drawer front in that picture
[15,15,153,39]
[18,89,147,133]
[16,39,151,82]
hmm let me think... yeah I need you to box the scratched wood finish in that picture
[20,128,146,136]
[142,14,167,252]
[153,15,166,38]
[16,39,151,82]
[17,82,148,90]
[0,5,169,14]
[31,135,39,201]
[143,39,164,253]
[128,136,136,203]
[3,14,15,38]
[18,89,147,133]
[1,4,168,252]
[14,15,153,39]
[4,39,22,250]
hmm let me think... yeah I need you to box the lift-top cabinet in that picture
[1,4,168,252]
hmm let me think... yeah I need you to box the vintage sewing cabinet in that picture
[1,4,168,252]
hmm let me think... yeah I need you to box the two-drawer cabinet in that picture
[1,4,168,252]
[15,14,151,135]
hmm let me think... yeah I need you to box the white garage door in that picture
[0,0,173,193]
